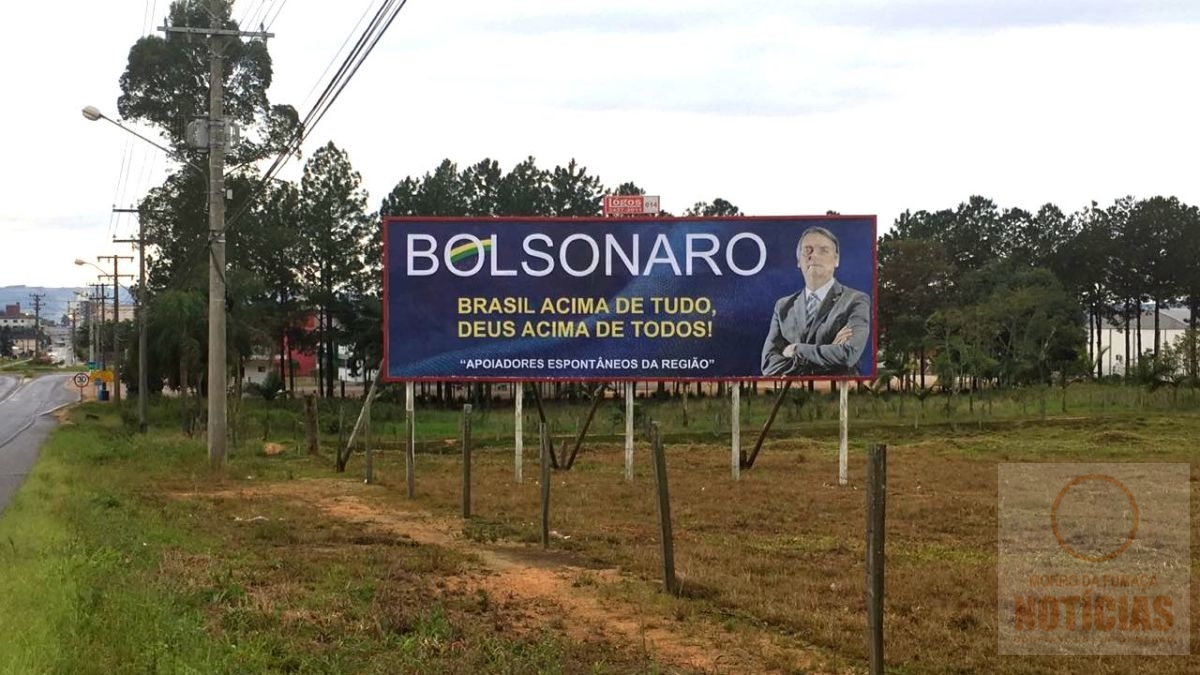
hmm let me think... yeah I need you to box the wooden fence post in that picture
[364,397,373,484]
[540,423,551,549]
[866,443,887,674]
[304,394,319,455]
[650,422,678,595]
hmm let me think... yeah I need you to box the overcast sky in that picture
[2,0,1198,291]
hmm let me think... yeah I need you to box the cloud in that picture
[824,0,1200,31]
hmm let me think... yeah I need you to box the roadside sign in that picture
[603,194,661,216]
[72,372,90,388]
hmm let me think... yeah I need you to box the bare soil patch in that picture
[177,478,838,674]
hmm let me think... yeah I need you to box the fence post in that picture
[650,422,678,595]
[364,397,373,484]
[540,423,551,549]
[866,443,887,674]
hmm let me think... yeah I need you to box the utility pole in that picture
[29,293,44,360]
[97,255,133,403]
[69,302,78,366]
[91,284,110,371]
[162,5,273,468]
[115,209,149,433]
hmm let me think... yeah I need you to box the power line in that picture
[227,0,410,229]
[264,0,290,30]
[296,0,377,115]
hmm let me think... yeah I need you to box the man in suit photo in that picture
[760,226,871,376]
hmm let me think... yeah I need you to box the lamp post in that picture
[81,107,206,433]
[76,258,131,404]
[82,101,227,464]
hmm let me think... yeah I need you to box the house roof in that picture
[1104,309,1189,331]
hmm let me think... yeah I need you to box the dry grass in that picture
[338,411,1200,674]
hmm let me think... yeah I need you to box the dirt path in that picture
[202,479,840,674]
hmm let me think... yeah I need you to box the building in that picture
[0,315,35,329]
[1090,309,1189,376]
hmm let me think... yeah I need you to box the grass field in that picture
[1,383,1198,673]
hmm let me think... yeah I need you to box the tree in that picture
[299,143,371,398]
[118,0,298,168]
[0,327,12,358]
[496,156,550,216]
[878,236,950,389]
[546,159,604,216]
[684,198,743,216]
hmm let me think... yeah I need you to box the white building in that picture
[1091,309,1189,376]
[0,316,35,329]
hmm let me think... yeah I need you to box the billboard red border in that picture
[381,215,879,384]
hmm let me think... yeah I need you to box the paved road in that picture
[0,374,74,515]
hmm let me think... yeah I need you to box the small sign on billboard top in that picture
[603,194,660,215]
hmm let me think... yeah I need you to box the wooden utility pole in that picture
[28,293,44,360]
[115,209,149,432]
[96,255,133,403]
[161,4,273,468]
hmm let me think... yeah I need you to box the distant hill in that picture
[0,286,133,324]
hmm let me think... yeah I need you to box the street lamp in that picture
[83,102,228,466]
[76,257,133,409]
[81,106,205,176]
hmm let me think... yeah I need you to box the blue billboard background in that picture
[385,216,876,380]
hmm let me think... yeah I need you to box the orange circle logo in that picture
[1050,474,1139,563]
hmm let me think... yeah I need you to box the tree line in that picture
[99,1,1198,402]
[879,195,1200,391]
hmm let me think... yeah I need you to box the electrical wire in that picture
[296,0,376,117]
[226,0,410,229]
[109,138,134,237]
[264,0,290,30]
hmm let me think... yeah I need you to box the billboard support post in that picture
[839,381,849,486]
[624,382,634,480]
[514,383,524,483]
[731,385,741,481]
[405,382,415,499]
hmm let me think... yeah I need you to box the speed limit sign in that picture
[73,372,90,388]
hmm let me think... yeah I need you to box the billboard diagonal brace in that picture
[743,380,792,469]
[565,383,607,470]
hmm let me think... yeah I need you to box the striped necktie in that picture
[805,292,820,321]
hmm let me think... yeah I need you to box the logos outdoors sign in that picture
[603,194,660,215]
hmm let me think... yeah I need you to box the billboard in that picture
[384,216,877,381]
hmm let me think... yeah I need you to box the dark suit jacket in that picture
[760,280,871,376]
